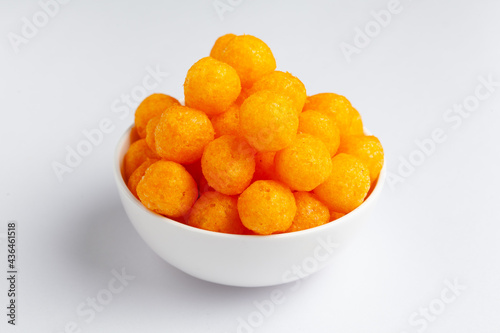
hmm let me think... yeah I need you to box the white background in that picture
[1,0,500,332]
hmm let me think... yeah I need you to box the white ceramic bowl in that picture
[114,126,386,287]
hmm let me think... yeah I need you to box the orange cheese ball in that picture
[211,104,240,138]
[249,71,306,114]
[127,158,158,199]
[337,135,384,184]
[330,211,345,221]
[188,191,247,235]
[145,116,160,153]
[253,151,276,181]
[209,33,236,59]
[155,105,215,164]
[134,93,179,138]
[136,160,198,218]
[275,133,333,191]
[240,90,298,152]
[237,180,296,235]
[346,108,364,136]
[184,57,241,115]
[123,139,159,181]
[129,126,140,144]
[213,35,276,88]
[303,93,360,137]
[201,135,256,195]
[314,153,370,214]
[298,110,340,157]
[286,192,330,233]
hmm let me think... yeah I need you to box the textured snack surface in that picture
[188,191,247,234]
[303,93,359,137]
[184,57,241,115]
[298,110,340,157]
[286,192,330,233]
[123,139,159,181]
[145,116,160,154]
[155,105,214,164]
[249,71,306,114]
[337,135,384,184]
[209,33,236,59]
[136,160,198,218]
[240,90,298,152]
[314,153,370,214]
[211,104,240,138]
[201,135,256,195]
[213,35,276,88]
[237,180,296,235]
[275,133,333,191]
[134,93,179,138]
[127,158,158,199]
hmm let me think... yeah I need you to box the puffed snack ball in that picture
[286,192,330,233]
[314,153,370,214]
[209,33,236,60]
[211,103,240,138]
[201,135,256,195]
[237,180,296,235]
[127,158,159,199]
[155,105,215,164]
[136,160,198,218]
[123,139,159,181]
[303,93,361,138]
[134,93,179,138]
[184,56,241,115]
[188,191,247,235]
[212,35,276,88]
[298,110,340,157]
[337,135,384,184]
[240,90,298,152]
[249,71,307,115]
[275,133,333,191]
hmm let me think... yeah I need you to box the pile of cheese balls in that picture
[123,34,384,235]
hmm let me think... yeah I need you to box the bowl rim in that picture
[114,124,386,241]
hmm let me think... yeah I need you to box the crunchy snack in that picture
[136,161,198,218]
[184,57,241,115]
[213,35,276,88]
[298,110,340,157]
[201,135,256,195]
[188,191,247,234]
[155,105,214,164]
[275,133,332,191]
[134,93,179,138]
[237,180,296,235]
[123,139,159,181]
[337,135,384,184]
[249,71,306,114]
[286,192,330,232]
[314,153,370,214]
[240,90,298,152]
